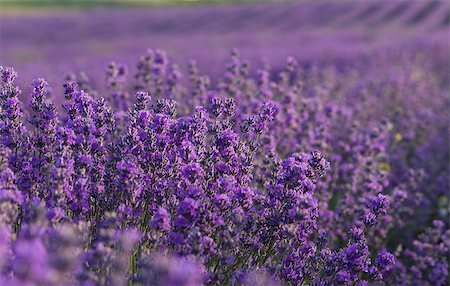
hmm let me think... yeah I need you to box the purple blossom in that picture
[376,250,396,271]
[369,193,390,216]
[150,207,171,231]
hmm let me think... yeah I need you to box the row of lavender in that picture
[0,47,448,285]
[2,1,447,94]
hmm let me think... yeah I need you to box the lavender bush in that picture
[0,42,448,285]
[0,1,449,284]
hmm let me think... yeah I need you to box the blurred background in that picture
[0,0,448,94]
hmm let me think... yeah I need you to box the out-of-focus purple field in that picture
[1,0,448,94]
[0,1,449,285]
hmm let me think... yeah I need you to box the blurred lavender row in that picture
[1,0,448,95]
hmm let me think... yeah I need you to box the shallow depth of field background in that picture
[1,0,448,94]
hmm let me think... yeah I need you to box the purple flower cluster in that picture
[0,46,448,286]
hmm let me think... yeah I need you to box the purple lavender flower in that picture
[369,193,390,216]
[150,207,171,231]
[376,250,396,271]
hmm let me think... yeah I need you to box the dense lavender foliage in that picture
[0,44,448,285]
[1,0,449,285]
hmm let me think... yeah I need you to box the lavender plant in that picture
[0,45,448,286]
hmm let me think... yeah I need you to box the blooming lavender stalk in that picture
[0,67,27,172]
[0,147,22,227]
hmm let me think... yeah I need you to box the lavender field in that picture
[0,1,449,285]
